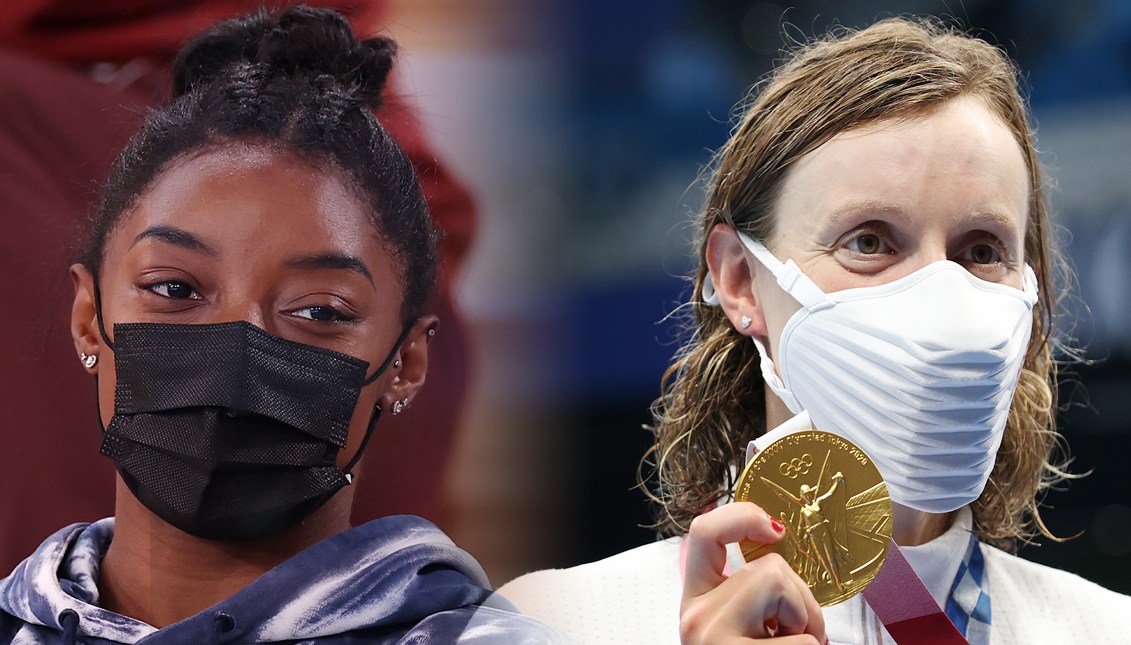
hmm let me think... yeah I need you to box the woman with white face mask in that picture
[499,17,1131,645]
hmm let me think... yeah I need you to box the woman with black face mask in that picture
[0,6,567,644]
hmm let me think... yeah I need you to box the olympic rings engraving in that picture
[779,453,813,478]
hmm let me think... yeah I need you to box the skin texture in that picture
[69,144,438,628]
[686,96,1030,643]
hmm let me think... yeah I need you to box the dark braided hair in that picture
[79,5,436,325]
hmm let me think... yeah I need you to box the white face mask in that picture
[704,232,1038,513]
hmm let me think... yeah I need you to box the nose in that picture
[211,299,270,333]
[908,234,951,272]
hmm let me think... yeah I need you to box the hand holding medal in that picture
[709,418,976,645]
[680,501,828,645]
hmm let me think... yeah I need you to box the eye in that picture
[293,305,354,323]
[966,243,1000,265]
[845,233,889,255]
[144,280,198,299]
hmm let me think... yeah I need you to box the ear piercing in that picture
[393,359,402,368]
[80,353,98,369]
[391,397,409,415]
[741,316,752,329]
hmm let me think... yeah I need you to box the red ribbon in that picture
[862,540,969,645]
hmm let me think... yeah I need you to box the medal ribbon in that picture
[943,534,991,645]
[862,540,970,645]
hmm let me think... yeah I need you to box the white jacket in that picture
[499,508,1131,644]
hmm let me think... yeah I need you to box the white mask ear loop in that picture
[736,233,829,413]
[701,232,830,307]
[735,232,828,308]
[700,231,823,414]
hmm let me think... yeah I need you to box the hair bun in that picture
[173,5,395,107]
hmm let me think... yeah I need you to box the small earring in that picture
[427,329,436,337]
[391,398,409,415]
[80,353,98,369]
[741,316,752,330]
[393,359,402,368]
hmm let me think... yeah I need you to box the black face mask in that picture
[95,317,410,541]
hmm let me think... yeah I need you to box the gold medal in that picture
[734,430,892,606]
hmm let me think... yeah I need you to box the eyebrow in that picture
[131,225,218,255]
[963,210,1022,235]
[284,253,374,285]
[823,202,1021,237]
[811,201,909,240]
[823,201,910,229]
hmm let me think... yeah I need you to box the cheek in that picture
[97,355,117,428]
[804,263,868,293]
[754,271,803,356]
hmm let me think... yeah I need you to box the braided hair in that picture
[79,5,436,324]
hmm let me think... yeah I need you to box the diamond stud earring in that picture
[80,353,98,369]
[391,398,409,415]
[741,315,752,330]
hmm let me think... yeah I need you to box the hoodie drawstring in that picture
[59,609,79,645]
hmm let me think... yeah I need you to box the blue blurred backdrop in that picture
[529,0,1131,592]
[392,0,1131,590]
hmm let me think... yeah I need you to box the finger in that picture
[746,557,825,642]
[687,631,823,645]
[767,635,823,645]
[766,571,822,639]
[717,554,812,637]
[789,569,825,643]
[683,503,786,598]
[681,589,825,645]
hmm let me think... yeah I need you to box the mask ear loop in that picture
[735,232,828,308]
[343,321,418,478]
[361,323,415,387]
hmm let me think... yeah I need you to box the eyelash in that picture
[292,305,356,324]
[960,236,1012,267]
[839,228,1011,267]
[141,281,356,325]
[842,226,894,255]
[141,280,200,300]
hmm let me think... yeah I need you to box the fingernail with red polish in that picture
[771,517,784,532]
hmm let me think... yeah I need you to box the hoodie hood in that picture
[0,516,568,644]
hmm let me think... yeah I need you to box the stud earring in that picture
[391,397,409,415]
[393,359,402,368]
[80,353,98,369]
[427,329,436,337]
[741,315,752,330]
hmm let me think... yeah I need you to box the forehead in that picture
[774,96,1030,238]
[123,144,378,254]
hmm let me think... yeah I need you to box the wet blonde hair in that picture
[646,17,1070,551]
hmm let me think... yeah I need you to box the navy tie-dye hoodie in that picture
[0,516,569,644]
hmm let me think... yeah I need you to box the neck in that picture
[890,502,955,546]
[764,393,954,547]
[99,477,353,628]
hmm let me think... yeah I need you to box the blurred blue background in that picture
[391,0,1131,591]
